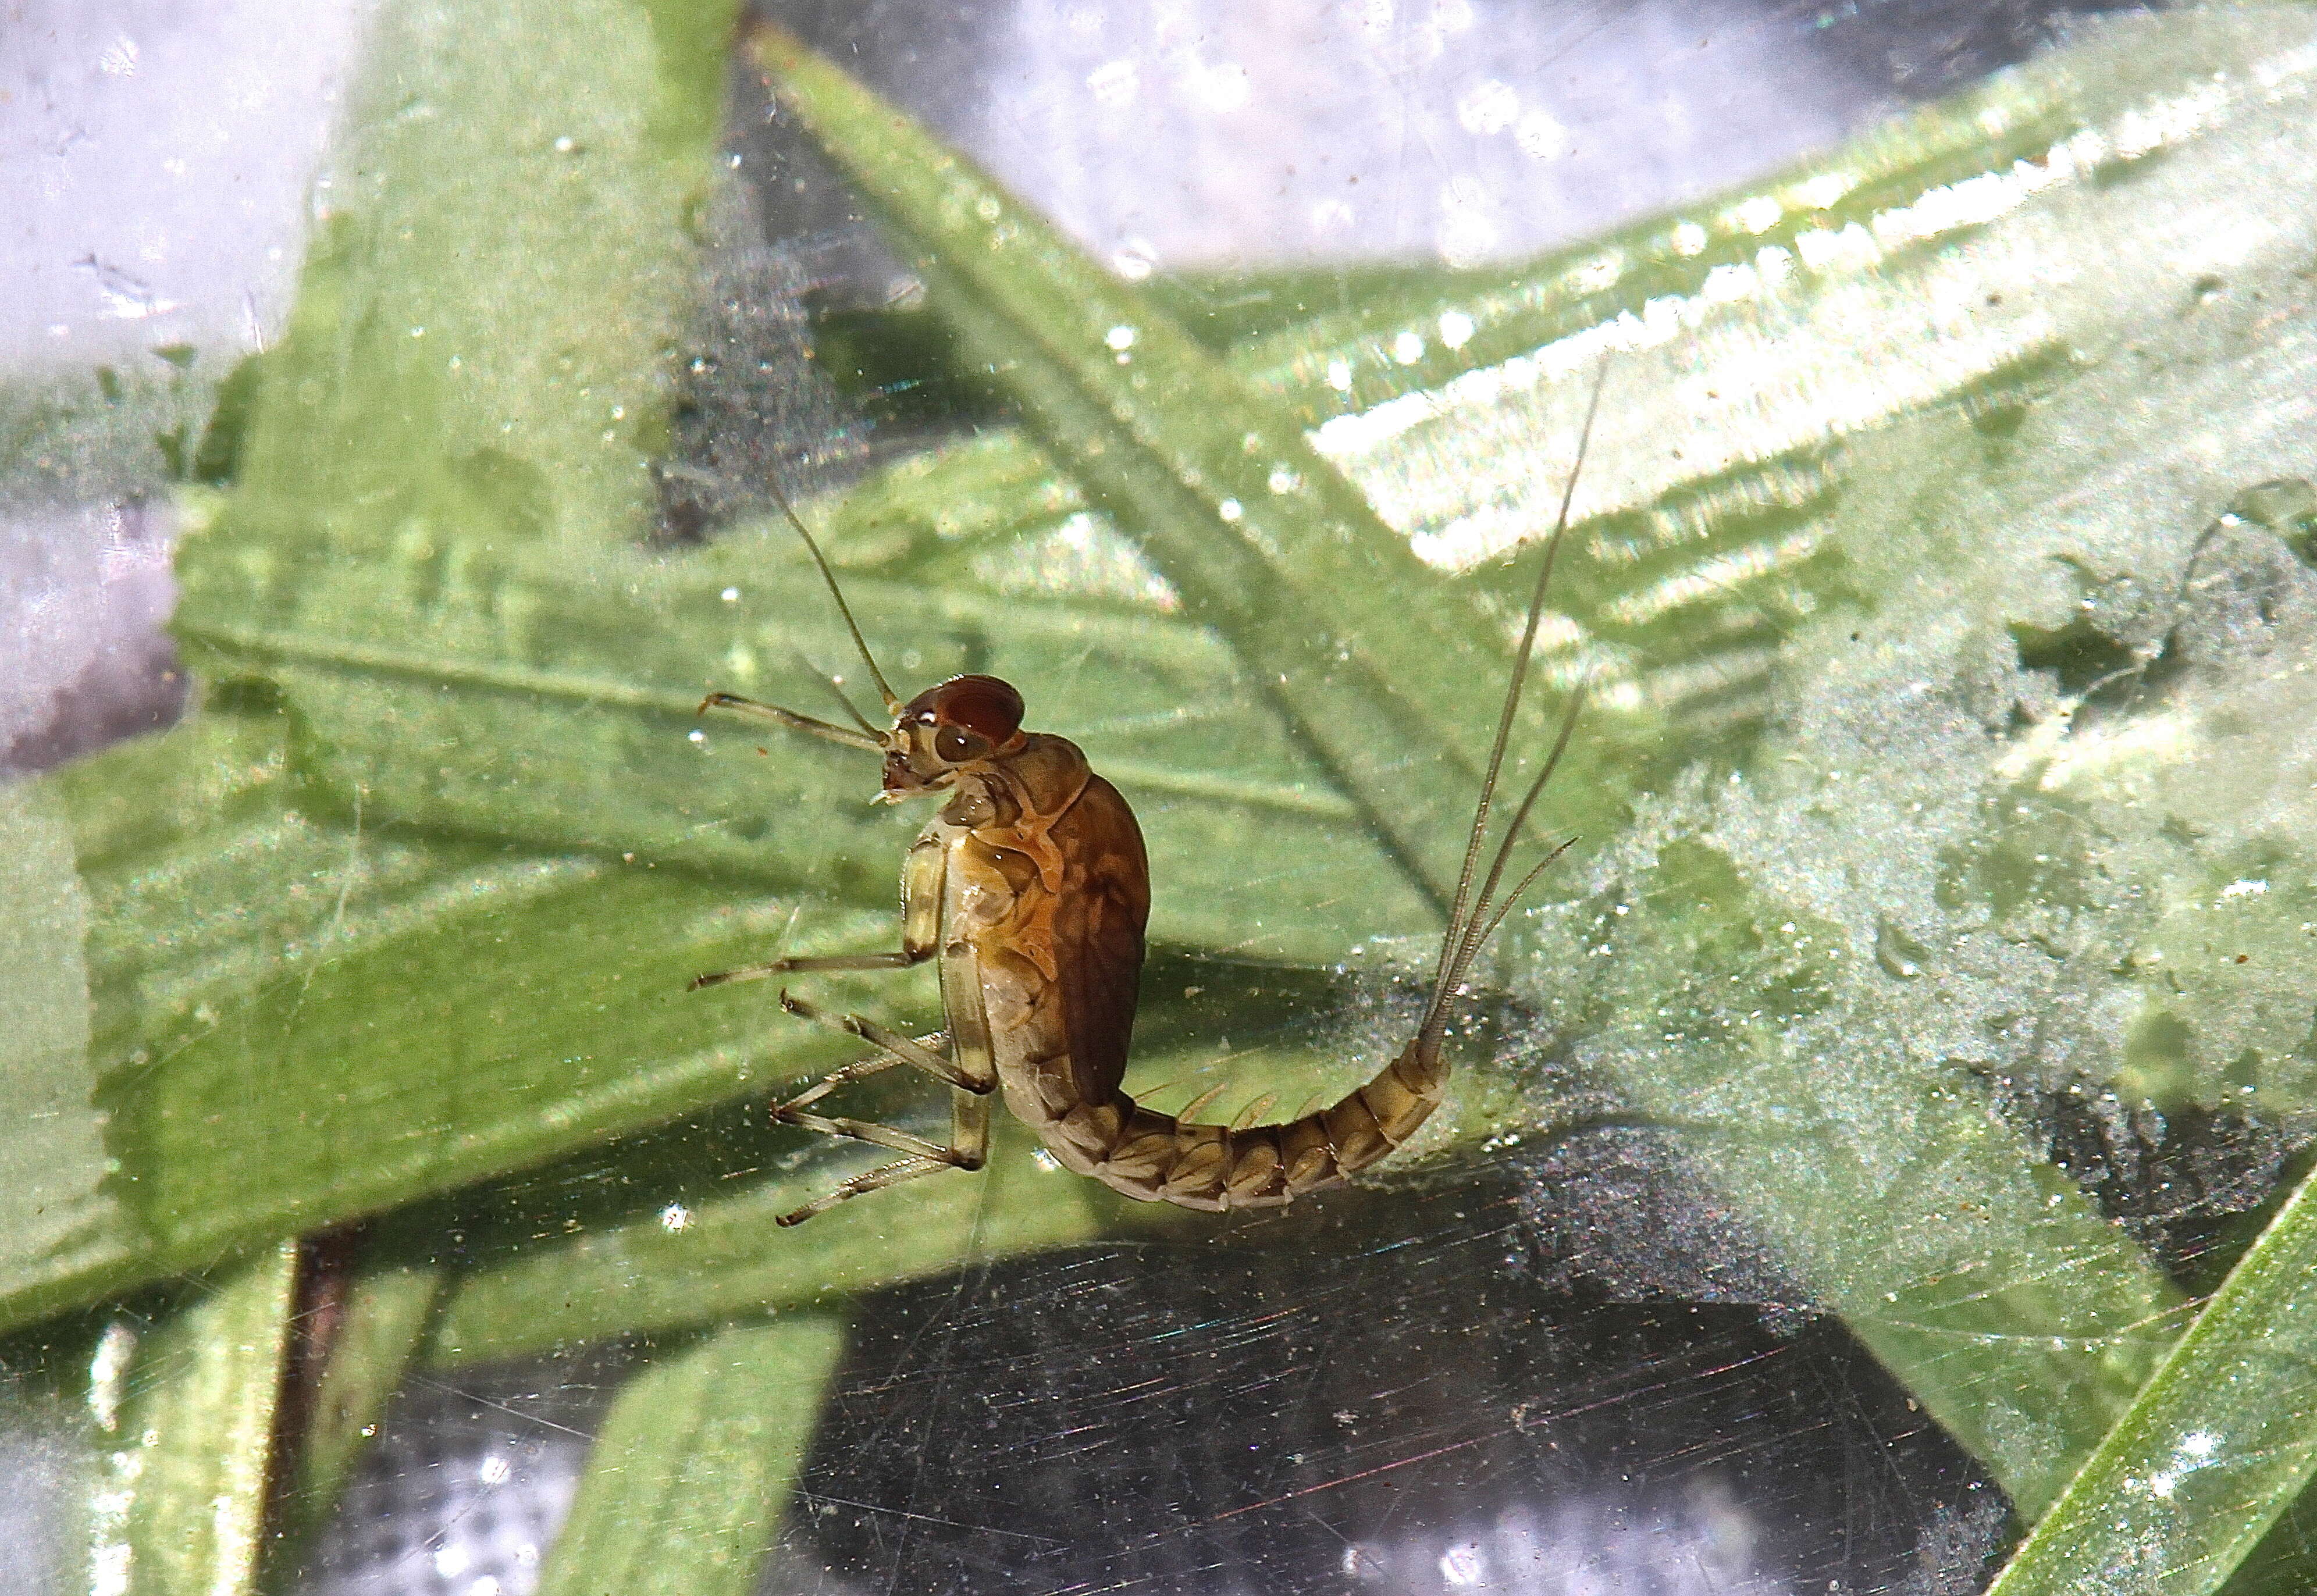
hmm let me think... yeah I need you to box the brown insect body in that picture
[699,379,1597,1225]
[912,692,1436,1212]
[698,662,1447,1223]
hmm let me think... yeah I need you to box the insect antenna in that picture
[767,473,903,715]
[1419,362,1608,1051]
[806,654,884,738]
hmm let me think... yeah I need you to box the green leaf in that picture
[0,786,124,1296]
[87,1244,299,1596]
[1,704,905,1330]
[226,0,742,555]
[290,1263,443,1536]
[170,526,1426,958]
[533,1314,845,1596]
[421,1114,1143,1367]
[1984,1157,2317,1596]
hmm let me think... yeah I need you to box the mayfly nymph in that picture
[695,392,1599,1225]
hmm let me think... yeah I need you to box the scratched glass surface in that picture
[9,2,2317,1595]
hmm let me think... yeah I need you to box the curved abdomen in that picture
[953,747,1447,1209]
[1010,1028,1448,1211]
[972,936,1448,1208]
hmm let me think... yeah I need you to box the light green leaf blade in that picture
[533,1314,845,1596]
[291,1263,444,1536]
[171,526,1425,959]
[0,786,126,1296]
[87,1244,298,1596]
[1985,1158,2317,1596]
[0,706,895,1333]
[227,0,742,555]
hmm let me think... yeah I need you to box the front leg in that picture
[690,832,948,989]
[775,992,983,1096]
[770,1082,991,1226]
[708,826,992,1224]
[692,948,925,988]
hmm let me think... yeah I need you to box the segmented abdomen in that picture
[958,761,1446,1210]
[1001,1023,1448,1212]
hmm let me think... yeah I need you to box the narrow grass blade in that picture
[1984,1158,2317,1596]
[0,787,124,1298]
[533,1314,845,1596]
[86,1243,300,1596]
[0,708,899,1335]
[225,0,741,555]
[172,531,1428,960]
[289,1263,444,1536]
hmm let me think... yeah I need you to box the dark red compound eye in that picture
[928,675,1024,743]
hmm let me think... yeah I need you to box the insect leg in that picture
[697,692,881,751]
[767,1068,992,1225]
[773,1046,907,1114]
[776,991,984,1093]
[692,950,926,991]
[775,1155,952,1227]
[692,834,948,988]
[767,829,993,1222]
[947,1075,992,1170]
[757,950,927,974]
[773,1109,973,1164]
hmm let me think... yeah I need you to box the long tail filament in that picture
[1418,363,1609,1058]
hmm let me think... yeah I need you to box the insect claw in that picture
[691,960,780,991]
